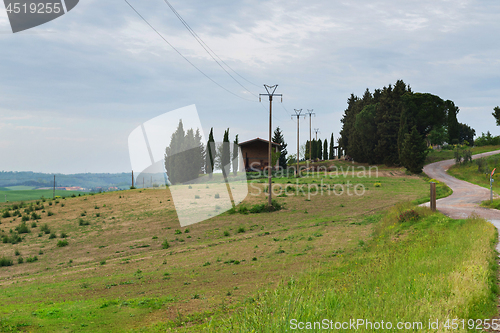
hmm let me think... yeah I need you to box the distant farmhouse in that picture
[238,138,280,172]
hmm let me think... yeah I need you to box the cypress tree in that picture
[221,129,230,176]
[317,139,323,160]
[329,134,334,160]
[232,134,239,176]
[323,139,328,161]
[206,128,215,179]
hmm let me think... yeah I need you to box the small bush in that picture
[184,228,190,234]
[237,227,246,233]
[26,256,38,263]
[2,211,10,218]
[224,230,230,237]
[41,224,50,234]
[162,239,170,249]
[31,222,37,228]
[0,257,13,267]
[57,240,69,247]
[15,222,30,234]
[174,229,182,235]
[78,218,90,226]
[60,232,68,238]
[49,233,57,239]
[21,215,29,222]
[47,211,54,216]
[100,260,106,265]
[81,211,86,217]
[14,249,20,256]
[31,212,41,220]
[17,257,24,264]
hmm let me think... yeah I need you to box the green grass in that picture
[0,173,474,332]
[425,145,500,165]
[146,204,498,332]
[448,152,500,196]
[0,189,83,203]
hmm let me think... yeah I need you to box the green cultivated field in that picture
[0,168,497,332]
[0,189,84,203]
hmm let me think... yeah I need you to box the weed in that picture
[100,260,106,265]
[31,221,37,228]
[15,222,30,234]
[174,229,182,235]
[184,228,190,234]
[18,257,24,264]
[78,218,90,226]
[398,209,419,223]
[162,239,170,249]
[49,233,57,239]
[26,256,38,263]
[224,230,230,237]
[237,227,246,233]
[202,261,211,267]
[47,211,54,216]
[191,294,200,299]
[60,232,68,238]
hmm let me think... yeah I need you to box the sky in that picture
[1,0,500,174]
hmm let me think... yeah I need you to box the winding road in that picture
[422,150,500,249]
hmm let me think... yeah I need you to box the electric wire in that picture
[162,0,262,91]
[124,0,255,102]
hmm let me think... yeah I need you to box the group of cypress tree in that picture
[305,135,337,160]
[164,120,239,185]
[339,80,474,173]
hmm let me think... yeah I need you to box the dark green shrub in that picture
[2,211,10,218]
[237,227,246,233]
[31,212,41,220]
[49,233,57,239]
[162,239,170,249]
[47,211,54,216]
[224,231,230,237]
[0,257,13,267]
[31,222,37,228]
[78,218,90,226]
[14,249,20,256]
[18,257,24,264]
[26,256,38,263]
[15,222,30,234]
[21,215,29,222]
[174,229,182,235]
[57,240,69,247]
[60,232,68,238]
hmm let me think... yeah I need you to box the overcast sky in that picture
[1,0,499,174]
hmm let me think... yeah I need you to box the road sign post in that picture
[491,168,496,203]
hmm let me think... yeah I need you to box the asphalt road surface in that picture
[422,149,500,250]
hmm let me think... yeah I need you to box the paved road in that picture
[422,150,500,249]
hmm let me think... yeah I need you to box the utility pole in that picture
[292,109,304,176]
[491,168,496,203]
[53,175,55,199]
[132,170,134,188]
[260,84,282,208]
[314,128,320,140]
[306,109,315,161]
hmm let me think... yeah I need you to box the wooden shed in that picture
[239,138,280,172]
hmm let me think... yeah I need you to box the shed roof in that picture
[238,137,280,147]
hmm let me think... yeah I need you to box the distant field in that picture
[0,189,84,203]
[4,186,37,191]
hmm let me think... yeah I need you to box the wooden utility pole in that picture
[292,109,304,176]
[306,109,315,161]
[259,85,282,208]
[430,182,436,212]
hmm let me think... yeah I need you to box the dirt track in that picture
[422,150,500,249]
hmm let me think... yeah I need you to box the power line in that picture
[123,0,255,102]
[162,0,261,95]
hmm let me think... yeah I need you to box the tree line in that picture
[339,80,475,173]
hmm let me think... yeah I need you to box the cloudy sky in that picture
[1,0,499,174]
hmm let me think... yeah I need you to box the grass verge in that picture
[135,203,499,332]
